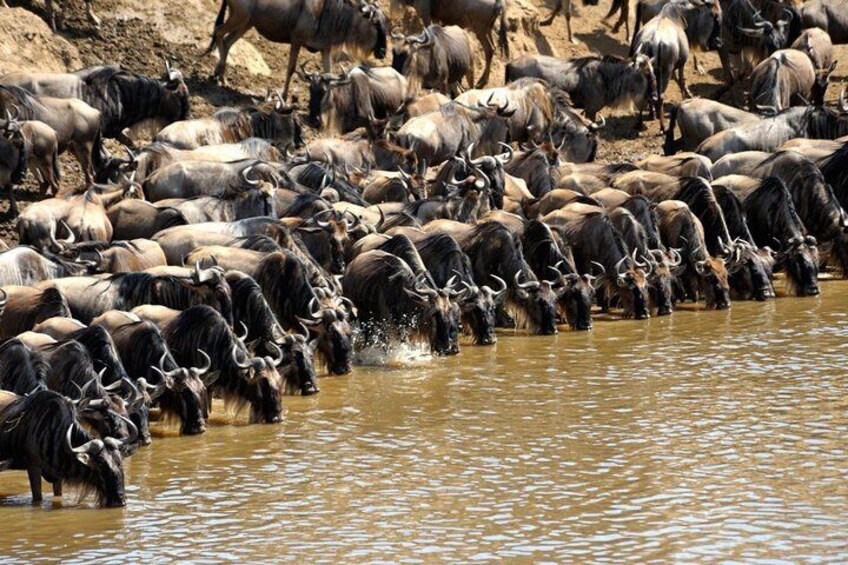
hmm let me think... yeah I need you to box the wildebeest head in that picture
[359,1,388,60]
[684,0,723,51]
[647,249,681,316]
[549,107,602,164]
[298,68,340,128]
[456,276,505,345]
[548,263,596,331]
[694,254,731,309]
[268,333,319,395]
[255,92,305,148]
[722,239,775,301]
[467,142,512,209]
[612,255,651,319]
[812,61,838,106]
[296,209,356,274]
[230,328,286,424]
[66,421,127,507]
[0,109,28,188]
[160,59,191,122]
[736,9,792,56]
[404,279,461,355]
[190,264,235,325]
[147,349,213,435]
[513,270,559,335]
[776,235,819,296]
[298,288,353,375]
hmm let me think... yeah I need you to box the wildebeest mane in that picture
[462,221,530,283]
[804,107,848,140]
[622,195,663,250]
[226,271,282,343]
[162,305,235,374]
[66,325,129,385]
[41,340,101,399]
[713,185,755,244]
[820,143,848,208]
[414,232,473,286]
[0,339,50,395]
[522,220,570,280]
[746,176,805,242]
[254,251,316,327]
[0,85,45,118]
[673,177,732,255]
[226,234,283,253]
[379,234,433,282]
[279,193,328,218]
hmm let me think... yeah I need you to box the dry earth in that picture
[1,0,847,245]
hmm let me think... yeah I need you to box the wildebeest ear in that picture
[75,452,92,466]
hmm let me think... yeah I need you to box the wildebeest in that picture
[800,0,848,45]
[505,54,658,124]
[395,0,508,87]
[1,63,190,145]
[300,65,408,132]
[133,139,282,182]
[391,25,474,96]
[225,270,320,393]
[655,200,731,308]
[719,175,820,296]
[696,105,848,160]
[0,113,28,215]
[342,250,461,354]
[91,310,211,436]
[155,98,302,150]
[107,200,188,241]
[791,27,835,70]
[143,160,285,202]
[206,0,388,98]
[0,338,50,395]
[544,203,652,319]
[539,0,601,44]
[3,0,101,31]
[39,264,234,325]
[629,0,723,130]
[0,286,70,339]
[0,391,127,507]
[137,305,285,424]
[0,86,103,186]
[56,240,168,274]
[716,0,795,87]
[751,150,848,277]
[663,98,759,153]
[0,246,88,286]
[0,112,60,203]
[747,49,816,111]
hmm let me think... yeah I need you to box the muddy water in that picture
[1,282,847,563]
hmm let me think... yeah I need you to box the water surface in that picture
[1,281,847,563]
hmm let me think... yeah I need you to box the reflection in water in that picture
[1,282,847,562]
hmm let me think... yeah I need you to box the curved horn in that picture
[232,344,252,370]
[496,142,514,164]
[193,350,212,375]
[488,274,508,296]
[615,255,628,276]
[589,114,606,131]
[590,260,606,276]
[513,270,538,290]
[67,425,104,455]
[116,413,139,446]
[265,341,284,368]
[242,164,261,186]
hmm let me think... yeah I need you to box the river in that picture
[1,281,847,563]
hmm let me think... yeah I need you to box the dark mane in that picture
[673,177,732,255]
[746,176,805,242]
[280,193,329,217]
[42,340,101,399]
[226,235,283,253]
[805,107,848,139]
[0,339,50,395]
[254,251,317,328]
[163,305,237,374]
[713,186,755,244]
[108,318,180,381]
[522,220,571,280]
[66,326,129,385]
[0,85,44,118]
[379,234,433,282]
[462,221,530,282]
[820,142,848,207]
[622,195,663,250]
[226,271,282,343]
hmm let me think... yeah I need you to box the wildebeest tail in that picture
[631,2,644,48]
[496,0,509,58]
[204,0,229,56]
[663,103,678,155]
[51,142,61,184]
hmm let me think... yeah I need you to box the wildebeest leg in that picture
[692,54,706,75]
[44,0,58,31]
[321,50,332,73]
[52,481,63,498]
[675,66,692,98]
[539,0,563,26]
[282,43,302,101]
[565,2,576,44]
[27,466,42,504]
[477,33,495,87]
[73,142,96,186]
[717,48,734,91]
[85,0,100,27]
[211,7,251,87]
[6,183,18,216]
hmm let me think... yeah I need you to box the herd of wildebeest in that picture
[0,0,845,508]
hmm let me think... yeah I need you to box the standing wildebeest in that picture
[391,25,474,96]
[91,310,211,436]
[0,112,60,198]
[800,0,848,45]
[539,0,601,44]
[791,27,834,70]
[0,391,128,507]
[394,0,508,87]
[0,86,103,188]
[299,65,408,132]
[39,265,234,325]
[751,150,848,277]
[0,286,70,339]
[663,98,759,153]
[544,203,652,319]
[206,0,388,99]
[721,175,820,296]
[1,63,190,146]
[137,305,285,424]
[342,250,461,355]
[155,98,302,150]
[655,200,731,308]
[747,49,817,111]
[134,139,282,182]
[716,0,794,87]
[629,0,723,131]
[504,54,658,125]
[696,105,848,160]
[142,160,285,201]
[225,270,320,394]
[711,183,777,300]
[0,113,28,215]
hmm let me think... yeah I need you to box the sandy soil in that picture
[1,0,846,245]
